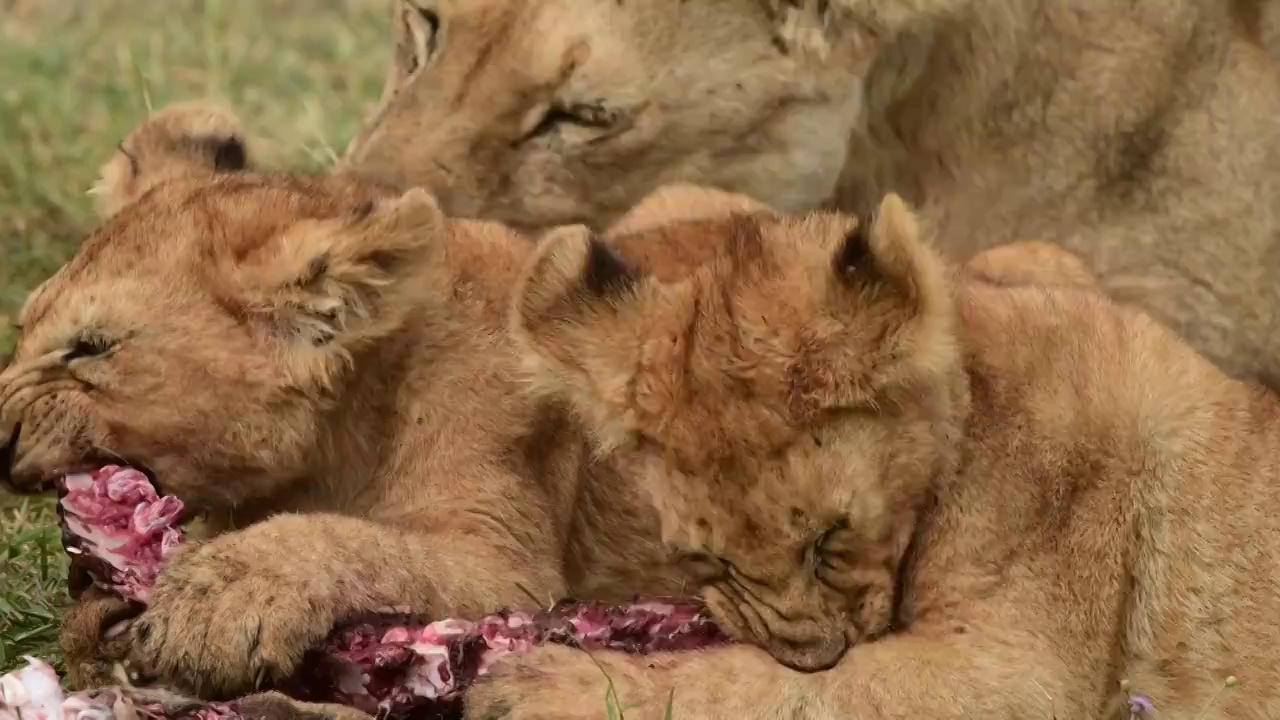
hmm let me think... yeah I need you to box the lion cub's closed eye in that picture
[509,191,963,673]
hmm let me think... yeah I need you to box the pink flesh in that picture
[0,657,241,720]
[59,467,183,603]
[40,466,730,720]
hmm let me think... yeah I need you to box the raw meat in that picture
[31,465,730,720]
[0,657,241,720]
[58,467,183,604]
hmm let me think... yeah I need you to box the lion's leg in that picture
[803,629,1081,718]
[236,691,375,720]
[126,501,566,699]
[119,687,374,720]
[465,625,1080,720]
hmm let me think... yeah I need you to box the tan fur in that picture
[1267,2,1280,53]
[1236,0,1280,57]
[606,183,776,236]
[89,101,252,218]
[465,193,1280,719]
[963,240,1099,289]
[338,0,872,229]
[339,0,1280,391]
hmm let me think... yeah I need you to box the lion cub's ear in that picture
[90,101,252,218]
[831,193,942,300]
[804,192,958,410]
[231,188,446,358]
[509,225,658,445]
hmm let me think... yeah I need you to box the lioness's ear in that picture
[91,101,252,218]
[233,187,445,353]
[804,193,957,409]
[509,225,655,446]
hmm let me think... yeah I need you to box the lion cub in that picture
[0,102,602,700]
[460,194,1280,719]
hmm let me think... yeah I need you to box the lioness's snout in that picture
[765,629,850,673]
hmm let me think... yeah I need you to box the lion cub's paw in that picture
[126,529,337,699]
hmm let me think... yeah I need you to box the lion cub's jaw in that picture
[0,104,448,513]
[338,0,868,229]
[510,192,965,672]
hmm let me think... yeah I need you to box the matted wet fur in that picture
[339,0,1280,391]
[466,193,1280,719]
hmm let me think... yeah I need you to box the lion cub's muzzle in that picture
[764,630,850,673]
[703,582,852,673]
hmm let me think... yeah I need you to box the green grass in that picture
[0,495,66,671]
[0,0,391,673]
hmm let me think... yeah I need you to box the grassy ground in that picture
[0,0,390,673]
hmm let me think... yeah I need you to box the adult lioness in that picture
[461,193,1280,719]
[339,0,870,227]
[339,0,1280,391]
